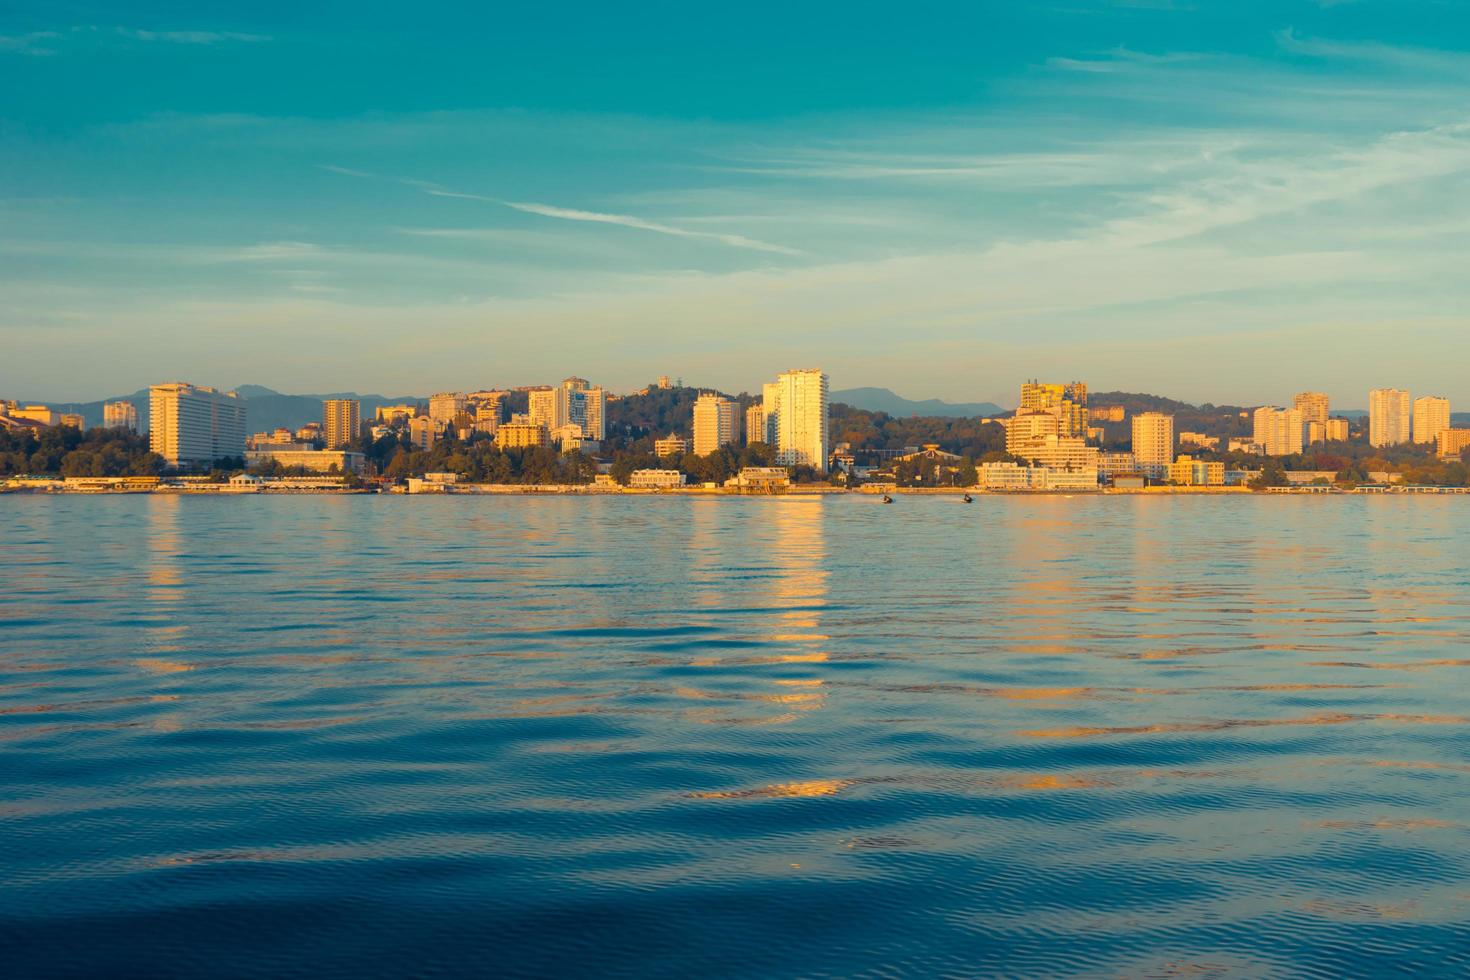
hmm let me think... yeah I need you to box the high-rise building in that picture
[1253,406,1304,457]
[1293,392,1330,428]
[527,388,557,430]
[744,403,766,446]
[692,393,740,456]
[323,398,361,449]
[770,369,829,472]
[1019,380,1087,438]
[760,382,782,445]
[148,382,246,467]
[429,392,467,423]
[1369,389,1411,447]
[104,401,139,433]
[1131,412,1174,477]
[1325,418,1350,442]
[1412,395,1450,445]
[555,378,606,440]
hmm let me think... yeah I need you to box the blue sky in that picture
[4,1,1470,407]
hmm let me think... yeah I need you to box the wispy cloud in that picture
[0,25,269,56]
[0,31,60,56]
[321,166,805,256]
[502,201,804,255]
[114,28,271,45]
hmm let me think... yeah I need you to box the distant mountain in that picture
[30,386,425,435]
[831,387,1002,418]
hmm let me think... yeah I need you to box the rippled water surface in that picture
[3,495,1470,977]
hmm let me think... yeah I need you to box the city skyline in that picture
[6,2,1470,404]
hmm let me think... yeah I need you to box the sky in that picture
[4,0,1470,408]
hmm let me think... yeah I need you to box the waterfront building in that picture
[409,415,440,451]
[692,393,740,455]
[1325,418,1350,442]
[323,398,361,449]
[429,392,467,423]
[1097,451,1138,480]
[495,420,549,450]
[726,467,791,492]
[1169,455,1225,487]
[1013,434,1098,477]
[60,413,85,430]
[1369,388,1411,447]
[245,449,365,474]
[1131,412,1174,478]
[768,369,829,471]
[628,469,686,489]
[745,403,766,446]
[1438,429,1470,461]
[103,401,139,433]
[1293,392,1331,428]
[1412,395,1451,445]
[1253,406,1305,457]
[148,382,246,467]
[654,434,691,458]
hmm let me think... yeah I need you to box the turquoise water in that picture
[3,495,1469,977]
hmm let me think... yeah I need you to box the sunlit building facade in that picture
[1253,406,1304,457]
[104,401,139,433]
[1369,388,1411,447]
[1412,395,1450,445]
[768,369,829,472]
[148,382,246,467]
[1131,412,1174,478]
[692,393,740,456]
[323,398,361,449]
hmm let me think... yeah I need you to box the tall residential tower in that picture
[148,382,246,467]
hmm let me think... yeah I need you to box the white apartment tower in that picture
[769,369,829,472]
[1412,395,1450,445]
[744,403,766,446]
[1253,406,1305,457]
[1369,388,1412,448]
[692,393,740,456]
[148,382,246,467]
[103,400,139,434]
[1131,412,1174,477]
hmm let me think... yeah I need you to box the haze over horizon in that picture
[5,1,1470,406]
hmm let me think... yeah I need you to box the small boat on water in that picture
[962,493,973,503]
[882,494,894,504]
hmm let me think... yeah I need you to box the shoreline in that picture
[3,483,1466,497]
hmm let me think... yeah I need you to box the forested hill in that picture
[605,386,756,445]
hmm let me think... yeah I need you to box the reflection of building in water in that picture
[765,498,828,650]
[145,495,187,655]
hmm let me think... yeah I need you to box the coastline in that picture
[3,482,1466,496]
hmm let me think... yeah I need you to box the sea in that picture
[2,494,1469,978]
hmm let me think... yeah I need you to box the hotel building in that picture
[148,382,247,467]
[1293,392,1330,428]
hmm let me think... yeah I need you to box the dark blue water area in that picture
[3,494,1470,977]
